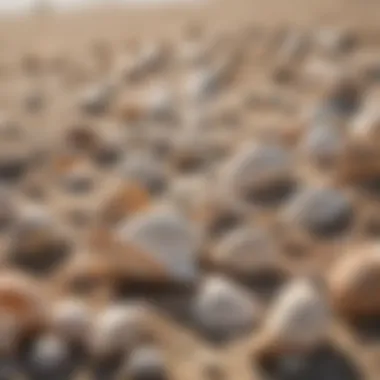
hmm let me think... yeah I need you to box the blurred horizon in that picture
[0,0,199,14]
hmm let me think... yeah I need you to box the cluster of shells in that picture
[1,16,380,379]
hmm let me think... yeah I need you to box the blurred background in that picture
[1,0,380,379]
[0,0,200,13]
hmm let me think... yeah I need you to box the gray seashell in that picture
[284,187,354,239]
[116,208,199,282]
[193,275,261,339]
[124,346,167,380]
[223,143,296,207]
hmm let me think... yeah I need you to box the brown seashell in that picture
[55,254,114,298]
[65,123,100,153]
[328,244,380,317]
[52,154,82,174]
[99,182,151,226]
[7,204,71,276]
[115,207,199,283]
[338,141,380,189]
[51,155,96,194]
[0,271,48,350]
[113,99,144,124]
[87,227,169,283]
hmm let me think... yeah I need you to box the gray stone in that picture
[284,187,354,239]
[125,346,167,380]
[302,124,346,167]
[193,276,260,339]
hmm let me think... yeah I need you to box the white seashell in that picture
[90,303,148,357]
[263,279,330,351]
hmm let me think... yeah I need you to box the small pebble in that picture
[185,67,220,103]
[319,75,362,119]
[65,123,100,153]
[284,187,354,239]
[302,124,346,168]
[79,83,114,115]
[258,344,361,380]
[119,152,168,196]
[193,275,261,339]
[145,85,176,121]
[8,204,70,275]
[25,334,72,378]
[123,346,167,380]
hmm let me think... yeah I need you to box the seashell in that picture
[301,124,346,169]
[64,123,100,154]
[212,227,282,275]
[328,244,380,317]
[145,85,175,121]
[56,254,114,297]
[90,303,150,358]
[113,98,145,124]
[259,278,331,354]
[8,204,71,275]
[79,83,114,115]
[0,271,48,352]
[53,156,96,194]
[350,105,380,142]
[87,227,169,283]
[223,143,297,207]
[119,152,168,196]
[116,208,199,283]
[99,181,151,226]
[193,275,261,340]
[185,67,220,103]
